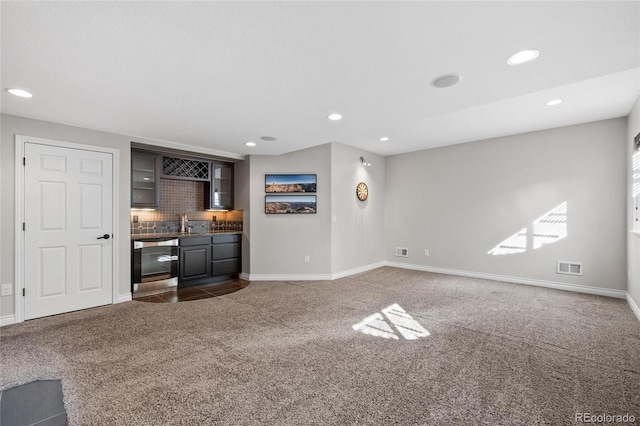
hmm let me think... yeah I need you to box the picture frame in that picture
[265,195,317,214]
[265,174,317,193]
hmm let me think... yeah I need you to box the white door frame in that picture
[14,135,120,323]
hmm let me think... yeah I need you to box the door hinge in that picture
[23,157,26,166]
[22,222,25,231]
[22,288,25,297]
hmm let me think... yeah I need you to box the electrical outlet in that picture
[1,284,12,296]
[304,255,310,263]
[424,250,430,256]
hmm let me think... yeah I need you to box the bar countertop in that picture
[131,231,242,240]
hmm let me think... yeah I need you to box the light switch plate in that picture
[1,284,12,296]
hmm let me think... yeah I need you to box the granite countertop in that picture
[131,231,242,240]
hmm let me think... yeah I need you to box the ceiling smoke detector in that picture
[431,74,462,88]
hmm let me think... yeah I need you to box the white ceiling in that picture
[2,1,639,158]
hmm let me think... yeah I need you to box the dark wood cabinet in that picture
[211,234,241,279]
[205,162,234,210]
[179,234,241,286]
[131,150,160,208]
[132,147,235,211]
[179,237,211,284]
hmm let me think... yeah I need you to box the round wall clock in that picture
[356,182,368,201]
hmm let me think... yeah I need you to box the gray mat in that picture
[1,267,639,425]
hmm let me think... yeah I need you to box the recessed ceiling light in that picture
[261,136,277,141]
[5,88,33,98]
[431,74,462,88]
[245,141,256,147]
[507,49,539,65]
[545,99,563,106]
[379,137,389,142]
[328,113,343,121]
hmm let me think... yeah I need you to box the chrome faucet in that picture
[178,213,187,233]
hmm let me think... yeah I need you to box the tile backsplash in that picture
[130,220,243,235]
[131,179,243,234]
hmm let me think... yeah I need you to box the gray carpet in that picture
[1,267,639,425]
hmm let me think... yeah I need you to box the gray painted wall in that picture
[1,114,133,318]
[385,118,628,290]
[627,97,640,306]
[0,112,633,319]
[245,142,385,277]
[330,143,385,273]
[248,144,333,276]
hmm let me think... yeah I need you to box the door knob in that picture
[97,234,110,240]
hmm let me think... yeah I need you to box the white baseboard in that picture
[244,261,386,282]
[627,293,640,321]
[3,267,637,323]
[1,294,132,327]
[244,273,334,281]
[1,315,16,327]
[385,261,628,299]
[242,260,627,299]
[117,293,132,303]
[0,293,131,327]
[331,261,387,280]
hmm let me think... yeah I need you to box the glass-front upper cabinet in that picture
[131,149,160,208]
[205,162,234,210]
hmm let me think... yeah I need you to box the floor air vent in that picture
[395,247,409,257]
[557,261,582,276]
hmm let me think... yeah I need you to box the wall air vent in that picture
[162,157,210,180]
[557,261,582,276]
[395,247,409,257]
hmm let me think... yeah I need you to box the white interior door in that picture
[23,142,114,320]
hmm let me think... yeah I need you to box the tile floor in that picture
[133,278,249,303]
[0,380,67,426]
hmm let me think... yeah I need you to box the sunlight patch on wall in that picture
[533,202,567,249]
[487,228,527,255]
[353,303,429,340]
[488,202,567,255]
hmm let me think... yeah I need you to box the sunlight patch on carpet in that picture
[352,303,429,340]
